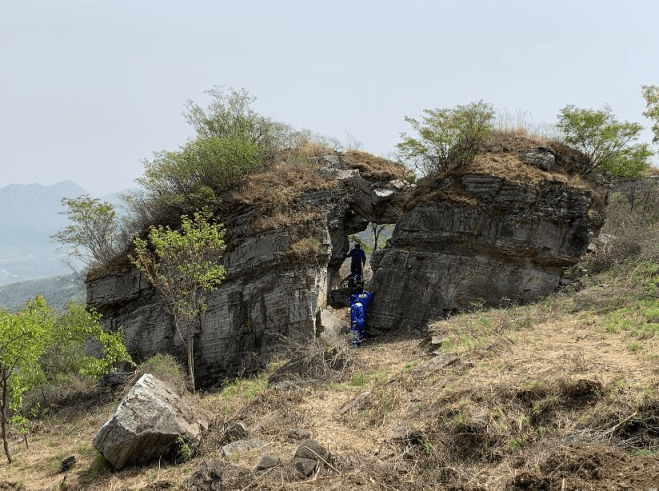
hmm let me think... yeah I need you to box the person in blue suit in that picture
[349,285,373,347]
[346,243,366,287]
[350,285,373,315]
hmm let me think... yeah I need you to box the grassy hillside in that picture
[2,257,659,490]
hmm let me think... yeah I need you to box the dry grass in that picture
[481,128,552,153]
[234,154,337,238]
[235,159,334,209]
[343,150,409,181]
[646,166,659,177]
[403,130,593,211]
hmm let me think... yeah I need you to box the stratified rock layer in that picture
[87,153,411,386]
[87,147,605,387]
[368,173,604,330]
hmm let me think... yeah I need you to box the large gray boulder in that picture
[92,374,209,469]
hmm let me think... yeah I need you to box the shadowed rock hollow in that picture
[87,141,604,387]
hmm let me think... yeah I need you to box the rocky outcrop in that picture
[367,164,604,330]
[87,146,604,386]
[87,153,411,387]
[93,374,209,469]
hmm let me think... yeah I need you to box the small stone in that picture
[59,455,77,473]
[224,422,248,443]
[430,336,445,346]
[291,457,316,477]
[256,454,280,471]
[285,428,313,441]
[294,439,328,461]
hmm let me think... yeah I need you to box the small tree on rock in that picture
[51,195,122,278]
[397,101,495,176]
[130,209,226,393]
[556,105,653,178]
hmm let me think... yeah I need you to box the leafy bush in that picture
[556,105,653,178]
[397,101,495,177]
[139,353,187,395]
[137,136,267,214]
[136,86,332,216]
[1,298,132,463]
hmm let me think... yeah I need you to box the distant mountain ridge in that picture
[0,180,87,235]
[0,273,84,312]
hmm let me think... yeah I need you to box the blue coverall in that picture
[349,291,373,347]
[350,301,366,347]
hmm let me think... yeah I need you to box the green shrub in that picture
[137,136,267,214]
[139,353,187,395]
[397,101,495,177]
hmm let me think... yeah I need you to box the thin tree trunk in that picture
[1,371,12,464]
[186,320,195,394]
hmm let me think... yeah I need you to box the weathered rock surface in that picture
[255,454,281,471]
[294,439,328,461]
[291,439,329,477]
[87,153,411,387]
[184,460,224,491]
[92,374,209,470]
[368,172,604,330]
[223,422,248,443]
[87,146,604,386]
[318,308,347,339]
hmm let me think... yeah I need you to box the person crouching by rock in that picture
[350,285,373,347]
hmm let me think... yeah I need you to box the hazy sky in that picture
[1,0,658,196]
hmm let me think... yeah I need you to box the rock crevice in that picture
[87,147,604,386]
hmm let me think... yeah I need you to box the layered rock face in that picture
[87,153,410,386]
[88,146,604,386]
[368,166,605,330]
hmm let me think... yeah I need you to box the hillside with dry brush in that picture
[3,240,659,489]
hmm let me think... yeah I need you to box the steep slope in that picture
[4,261,659,490]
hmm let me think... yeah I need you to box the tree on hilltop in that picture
[51,195,122,279]
[642,85,659,145]
[397,101,495,177]
[556,105,653,178]
[137,87,280,215]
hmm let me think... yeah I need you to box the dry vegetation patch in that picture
[6,262,659,490]
[234,155,337,237]
[404,129,592,211]
[343,150,409,181]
